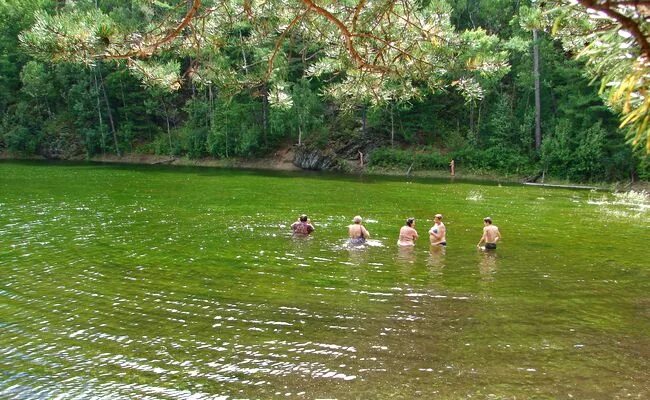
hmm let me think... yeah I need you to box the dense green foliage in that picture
[545,0,650,154]
[0,0,647,182]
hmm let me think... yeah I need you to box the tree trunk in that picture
[390,103,395,147]
[533,29,542,150]
[208,84,214,130]
[469,101,475,137]
[261,83,269,147]
[477,99,483,137]
[97,64,120,156]
[162,99,172,156]
[188,56,196,96]
[92,70,106,154]
[298,112,303,145]
[119,77,127,109]
[240,31,249,74]
[44,99,52,117]
[225,112,229,158]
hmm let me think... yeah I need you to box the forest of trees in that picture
[1,0,648,182]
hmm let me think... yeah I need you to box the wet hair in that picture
[353,215,362,224]
[300,214,308,222]
[435,214,443,220]
[406,217,415,227]
[483,217,492,224]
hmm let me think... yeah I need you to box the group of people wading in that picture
[291,214,502,250]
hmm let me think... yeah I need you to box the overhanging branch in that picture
[577,0,650,60]
[101,0,202,60]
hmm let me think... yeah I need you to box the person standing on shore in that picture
[477,217,501,250]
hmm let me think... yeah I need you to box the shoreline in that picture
[90,153,303,172]
[2,152,647,191]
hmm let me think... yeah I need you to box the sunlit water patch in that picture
[587,189,650,220]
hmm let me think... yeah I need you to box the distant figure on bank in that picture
[397,217,419,247]
[348,215,370,245]
[429,214,447,246]
[358,151,364,167]
[449,159,455,176]
[291,214,315,236]
[477,217,501,250]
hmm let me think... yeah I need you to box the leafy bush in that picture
[369,147,449,170]
[139,129,178,156]
[637,154,650,181]
[447,145,533,174]
[179,125,209,159]
[541,119,608,181]
[369,147,413,168]
[4,126,39,154]
[40,113,83,158]
[414,150,449,169]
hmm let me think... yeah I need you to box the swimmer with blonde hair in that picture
[429,214,447,246]
[348,215,370,245]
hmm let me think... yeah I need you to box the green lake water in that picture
[1,161,649,399]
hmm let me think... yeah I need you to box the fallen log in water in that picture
[151,158,176,165]
[523,182,598,190]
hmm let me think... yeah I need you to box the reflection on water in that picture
[427,245,446,269]
[478,250,498,282]
[395,246,416,265]
[290,233,315,244]
[346,247,369,266]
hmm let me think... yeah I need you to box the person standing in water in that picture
[291,214,315,236]
[397,217,419,247]
[348,215,370,245]
[477,217,501,250]
[429,214,446,246]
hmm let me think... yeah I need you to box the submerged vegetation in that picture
[1,162,649,398]
[0,0,648,182]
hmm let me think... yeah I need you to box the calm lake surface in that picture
[1,161,649,399]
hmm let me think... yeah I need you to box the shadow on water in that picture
[478,249,498,282]
[427,245,446,270]
[1,159,521,187]
[395,246,417,266]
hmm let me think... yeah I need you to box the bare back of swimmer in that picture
[477,217,501,250]
[291,214,314,235]
[397,217,418,246]
[348,215,370,244]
